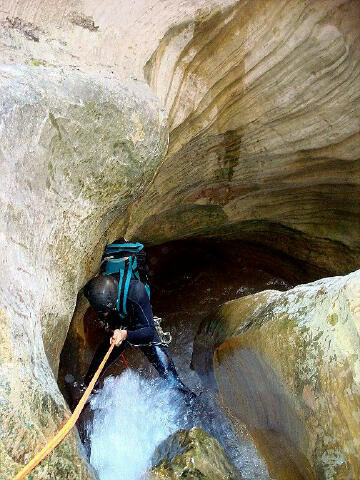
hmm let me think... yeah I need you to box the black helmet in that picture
[83,275,118,313]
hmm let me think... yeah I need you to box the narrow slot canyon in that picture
[1,1,359,480]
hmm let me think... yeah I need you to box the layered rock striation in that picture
[126,0,360,276]
[1,1,359,276]
[0,0,359,478]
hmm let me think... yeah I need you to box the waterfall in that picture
[88,370,186,480]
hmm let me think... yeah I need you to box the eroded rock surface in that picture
[148,427,242,480]
[125,0,360,276]
[1,1,359,276]
[0,65,167,478]
[0,0,238,79]
[193,269,360,480]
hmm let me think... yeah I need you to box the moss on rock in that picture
[148,427,242,480]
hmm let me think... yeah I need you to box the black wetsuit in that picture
[84,278,190,395]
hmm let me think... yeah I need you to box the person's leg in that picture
[127,280,195,400]
[84,334,128,386]
[140,343,194,395]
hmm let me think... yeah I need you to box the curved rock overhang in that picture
[125,0,360,276]
[2,1,359,276]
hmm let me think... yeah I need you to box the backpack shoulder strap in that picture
[115,256,133,318]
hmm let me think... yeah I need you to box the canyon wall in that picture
[126,0,360,276]
[1,1,359,275]
[0,65,167,477]
[193,270,360,480]
[0,0,359,478]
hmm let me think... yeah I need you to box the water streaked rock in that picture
[193,269,360,480]
[125,0,360,276]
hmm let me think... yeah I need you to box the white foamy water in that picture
[88,370,186,480]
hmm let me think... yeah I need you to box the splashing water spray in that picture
[88,370,188,480]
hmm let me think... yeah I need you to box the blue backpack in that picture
[101,240,150,318]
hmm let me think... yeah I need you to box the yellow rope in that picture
[12,342,116,480]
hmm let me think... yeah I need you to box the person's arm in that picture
[111,326,156,346]
[126,326,156,345]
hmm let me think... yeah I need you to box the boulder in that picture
[193,269,360,480]
[148,427,242,479]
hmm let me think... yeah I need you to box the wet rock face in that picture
[193,270,360,480]
[149,427,242,479]
[125,0,360,275]
[0,65,167,478]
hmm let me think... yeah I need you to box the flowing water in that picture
[88,372,185,480]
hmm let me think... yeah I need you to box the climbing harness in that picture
[153,315,172,345]
[12,342,116,480]
[125,316,172,348]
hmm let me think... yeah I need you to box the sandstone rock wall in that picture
[0,0,359,478]
[125,0,360,276]
[0,0,237,79]
[193,269,360,480]
[1,1,358,276]
[0,65,167,478]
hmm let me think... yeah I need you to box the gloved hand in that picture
[111,329,127,346]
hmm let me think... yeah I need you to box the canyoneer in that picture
[80,238,194,401]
